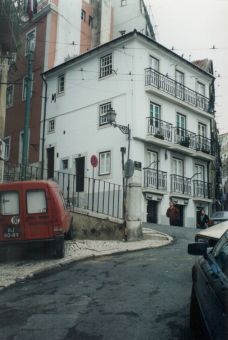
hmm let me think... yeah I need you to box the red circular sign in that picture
[90,155,98,167]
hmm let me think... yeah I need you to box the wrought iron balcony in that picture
[173,127,196,149]
[170,174,191,195]
[147,117,172,142]
[145,68,210,113]
[193,180,212,199]
[195,135,212,155]
[144,168,167,191]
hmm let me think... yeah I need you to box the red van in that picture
[0,180,73,258]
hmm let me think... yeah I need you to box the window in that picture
[100,54,112,78]
[0,191,19,215]
[81,9,86,21]
[6,85,14,108]
[150,102,161,130]
[197,82,206,110]
[89,16,93,27]
[22,73,34,100]
[57,74,65,94]
[172,158,183,176]
[194,164,204,181]
[99,102,112,126]
[25,29,36,55]
[99,151,111,175]
[198,123,207,137]
[48,119,55,133]
[3,137,11,161]
[197,82,205,96]
[149,56,159,71]
[27,190,47,214]
[121,0,127,6]
[146,150,158,168]
[61,159,69,171]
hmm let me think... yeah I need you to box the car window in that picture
[0,191,19,215]
[213,231,228,275]
[27,190,47,214]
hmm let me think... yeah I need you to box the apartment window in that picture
[81,9,86,21]
[89,16,93,27]
[6,85,14,108]
[3,137,11,161]
[194,164,204,181]
[197,82,205,96]
[150,102,161,129]
[61,159,69,171]
[121,0,127,6]
[99,102,112,126]
[57,74,65,94]
[175,70,185,100]
[146,150,158,168]
[48,119,55,133]
[99,54,112,78]
[99,151,111,175]
[172,158,183,176]
[22,74,34,101]
[25,29,36,55]
[176,113,186,138]
[149,56,159,71]
[198,123,207,137]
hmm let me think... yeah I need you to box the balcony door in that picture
[175,70,185,99]
[176,113,186,141]
[147,150,158,169]
[149,56,159,87]
[173,158,183,177]
[150,102,161,133]
[194,164,205,197]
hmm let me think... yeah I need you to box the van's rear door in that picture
[24,185,53,240]
[0,186,23,241]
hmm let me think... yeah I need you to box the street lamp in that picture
[105,108,131,241]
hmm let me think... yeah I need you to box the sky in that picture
[146,0,228,134]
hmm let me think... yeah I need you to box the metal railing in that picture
[170,174,191,195]
[144,168,167,190]
[147,117,172,142]
[193,180,212,199]
[173,127,196,149]
[145,68,210,113]
[195,135,212,154]
[3,164,123,219]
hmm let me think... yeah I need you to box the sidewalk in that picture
[0,228,173,290]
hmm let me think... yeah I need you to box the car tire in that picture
[190,288,204,338]
[54,239,65,259]
[66,219,74,240]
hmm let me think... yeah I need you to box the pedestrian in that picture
[197,208,209,229]
[166,201,179,226]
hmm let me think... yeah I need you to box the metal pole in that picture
[22,50,33,178]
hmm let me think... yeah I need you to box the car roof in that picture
[196,220,228,240]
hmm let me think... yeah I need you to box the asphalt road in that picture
[0,225,198,340]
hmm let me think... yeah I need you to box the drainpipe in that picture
[41,74,47,179]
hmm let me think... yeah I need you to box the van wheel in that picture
[55,239,65,259]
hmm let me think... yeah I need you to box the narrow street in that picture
[0,225,197,340]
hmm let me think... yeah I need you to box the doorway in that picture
[75,157,85,192]
[47,147,54,179]
[175,204,184,227]
[147,200,158,223]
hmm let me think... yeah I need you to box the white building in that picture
[42,30,216,227]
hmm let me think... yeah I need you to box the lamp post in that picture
[106,108,131,241]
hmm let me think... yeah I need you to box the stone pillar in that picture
[126,168,143,241]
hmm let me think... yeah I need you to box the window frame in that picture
[99,54,112,78]
[121,0,127,6]
[25,28,36,55]
[81,9,86,21]
[57,73,65,94]
[6,84,14,108]
[99,102,112,126]
[99,151,111,176]
[61,158,69,171]
[0,190,19,216]
[26,189,48,215]
[48,119,55,134]
[3,136,11,161]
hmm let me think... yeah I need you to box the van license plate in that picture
[3,227,20,239]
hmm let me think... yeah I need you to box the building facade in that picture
[219,132,228,209]
[42,31,216,227]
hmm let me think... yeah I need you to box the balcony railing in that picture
[171,175,191,195]
[193,180,212,199]
[174,127,196,149]
[145,68,210,113]
[147,117,172,142]
[195,135,212,154]
[144,168,167,190]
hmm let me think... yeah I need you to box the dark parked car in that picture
[188,230,228,340]
[210,211,228,225]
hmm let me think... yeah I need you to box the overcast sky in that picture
[146,0,228,134]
